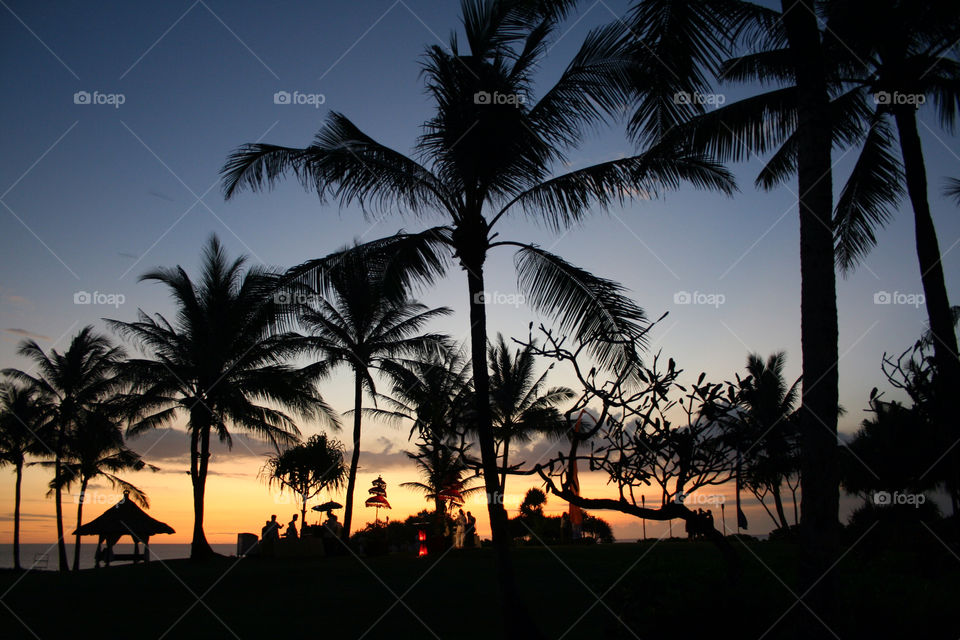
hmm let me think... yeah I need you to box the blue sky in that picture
[1,0,958,538]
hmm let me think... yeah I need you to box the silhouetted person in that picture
[454,509,467,548]
[705,509,714,534]
[465,511,476,548]
[561,512,571,543]
[285,514,299,540]
[264,514,282,556]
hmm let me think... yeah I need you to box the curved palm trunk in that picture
[190,412,215,560]
[782,0,840,628]
[499,437,510,494]
[73,477,88,571]
[464,259,541,639]
[342,370,363,541]
[54,442,68,572]
[772,484,789,530]
[893,106,960,512]
[13,460,23,570]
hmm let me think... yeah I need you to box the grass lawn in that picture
[1,538,956,639]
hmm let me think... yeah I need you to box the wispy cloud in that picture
[3,327,50,341]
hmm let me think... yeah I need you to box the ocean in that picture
[0,543,237,570]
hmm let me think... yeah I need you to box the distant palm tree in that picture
[376,346,476,514]
[737,352,801,529]
[0,382,48,570]
[108,235,337,559]
[297,252,450,539]
[262,433,347,531]
[222,4,732,630]
[488,334,572,493]
[2,327,125,572]
[41,406,156,570]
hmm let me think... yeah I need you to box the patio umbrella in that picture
[312,501,343,512]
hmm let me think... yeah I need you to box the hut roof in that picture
[73,491,174,538]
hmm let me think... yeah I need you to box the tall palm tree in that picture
[737,352,800,529]
[222,4,733,631]
[623,0,840,623]
[2,327,125,572]
[822,0,960,512]
[108,235,337,559]
[488,334,572,493]
[296,252,451,540]
[0,382,48,570]
[403,441,483,515]
[42,406,156,570]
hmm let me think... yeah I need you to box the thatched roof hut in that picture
[73,491,174,540]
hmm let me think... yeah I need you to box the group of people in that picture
[450,508,478,549]
[258,511,345,556]
[684,508,716,539]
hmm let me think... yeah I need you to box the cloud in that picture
[128,428,285,465]
[3,327,50,341]
[0,512,56,523]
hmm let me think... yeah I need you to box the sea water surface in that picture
[0,543,237,570]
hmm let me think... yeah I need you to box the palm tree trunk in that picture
[500,437,510,494]
[13,460,22,571]
[342,370,363,541]
[190,414,215,560]
[782,0,840,628]
[465,258,541,639]
[54,441,68,572]
[893,105,960,512]
[73,477,88,571]
[772,484,789,530]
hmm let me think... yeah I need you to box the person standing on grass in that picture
[466,512,477,548]
[454,509,467,548]
[286,514,299,540]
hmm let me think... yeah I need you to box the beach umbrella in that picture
[312,501,343,512]
[365,477,391,523]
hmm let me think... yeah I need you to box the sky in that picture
[1,0,957,549]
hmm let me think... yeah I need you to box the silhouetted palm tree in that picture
[488,334,572,493]
[2,327,125,572]
[108,235,336,559]
[222,4,733,630]
[296,253,450,540]
[262,433,347,530]
[737,352,800,529]
[0,382,48,570]
[41,406,156,570]
[623,0,840,621]
[403,441,483,515]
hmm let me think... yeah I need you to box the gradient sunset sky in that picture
[1,0,957,546]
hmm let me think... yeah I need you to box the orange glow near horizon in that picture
[0,450,796,548]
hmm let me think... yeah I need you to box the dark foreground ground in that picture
[1,538,957,639]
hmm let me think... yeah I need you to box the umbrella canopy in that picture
[73,491,174,539]
[312,501,343,512]
[365,495,391,509]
